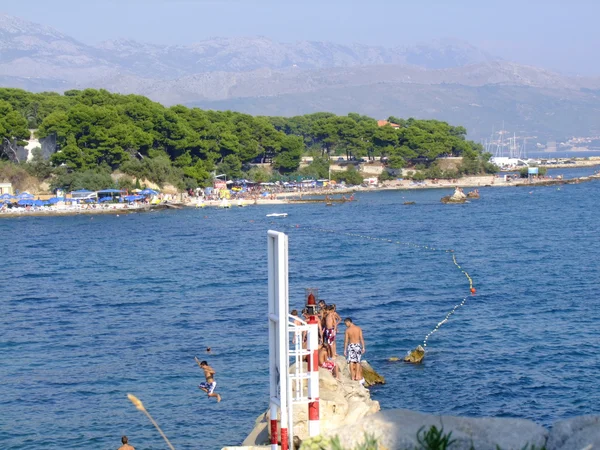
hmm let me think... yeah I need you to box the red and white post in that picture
[305,289,320,437]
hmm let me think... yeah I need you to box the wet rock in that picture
[361,360,385,386]
[404,345,425,364]
[441,195,467,204]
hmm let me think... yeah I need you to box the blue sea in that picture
[1,169,600,449]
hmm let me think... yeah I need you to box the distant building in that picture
[377,120,400,129]
[0,182,13,195]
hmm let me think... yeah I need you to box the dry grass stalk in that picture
[127,393,176,450]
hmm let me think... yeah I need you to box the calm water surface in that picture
[1,176,600,449]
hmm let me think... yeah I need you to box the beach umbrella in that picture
[47,197,64,204]
[32,200,44,207]
[17,192,34,200]
[140,189,158,195]
[98,197,113,203]
[17,199,34,206]
[0,193,15,200]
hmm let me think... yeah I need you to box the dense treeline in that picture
[0,88,496,191]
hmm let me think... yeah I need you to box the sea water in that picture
[1,174,600,449]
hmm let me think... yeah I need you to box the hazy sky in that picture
[1,0,598,74]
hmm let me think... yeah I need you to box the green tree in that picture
[24,148,53,179]
[332,166,364,185]
[0,100,30,162]
[273,135,304,173]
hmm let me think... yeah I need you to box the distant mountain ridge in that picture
[1,13,600,140]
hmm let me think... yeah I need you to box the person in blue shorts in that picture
[195,357,222,402]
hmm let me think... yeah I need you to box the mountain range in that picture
[1,13,600,141]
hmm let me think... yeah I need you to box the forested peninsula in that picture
[0,88,497,192]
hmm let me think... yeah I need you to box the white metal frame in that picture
[268,230,290,450]
[268,230,317,450]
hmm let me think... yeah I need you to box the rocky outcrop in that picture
[441,195,467,204]
[403,345,425,364]
[242,357,383,447]
[547,416,600,450]
[301,408,549,450]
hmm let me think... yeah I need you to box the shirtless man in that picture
[318,343,339,379]
[195,357,222,402]
[117,435,134,450]
[330,304,342,357]
[323,306,337,358]
[343,318,366,383]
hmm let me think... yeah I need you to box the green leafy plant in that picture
[416,425,456,450]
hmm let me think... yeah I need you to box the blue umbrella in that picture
[99,197,113,203]
[32,200,44,207]
[124,195,144,201]
[17,192,34,200]
[140,189,158,195]
[0,193,14,200]
[17,199,34,206]
[47,197,64,204]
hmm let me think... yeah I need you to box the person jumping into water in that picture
[195,357,222,402]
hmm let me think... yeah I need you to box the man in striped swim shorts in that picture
[195,356,222,402]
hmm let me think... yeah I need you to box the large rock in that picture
[547,416,600,450]
[308,408,548,450]
[242,357,382,446]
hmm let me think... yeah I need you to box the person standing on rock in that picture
[323,305,341,358]
[343,317,365,383]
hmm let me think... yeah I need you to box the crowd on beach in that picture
[291,299,367,385]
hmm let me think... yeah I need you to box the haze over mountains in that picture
[1,13,600,141]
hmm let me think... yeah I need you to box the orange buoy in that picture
[470,287,476,294]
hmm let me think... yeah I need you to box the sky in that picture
[1,0,599,74]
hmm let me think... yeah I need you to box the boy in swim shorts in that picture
[195,357,222,402]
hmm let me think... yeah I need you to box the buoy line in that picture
[277,223,476,355]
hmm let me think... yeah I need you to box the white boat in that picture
[266,213,288,217]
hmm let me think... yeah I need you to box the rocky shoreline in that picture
[223,355,600,450]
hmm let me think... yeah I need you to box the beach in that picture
[3,171,599,218]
